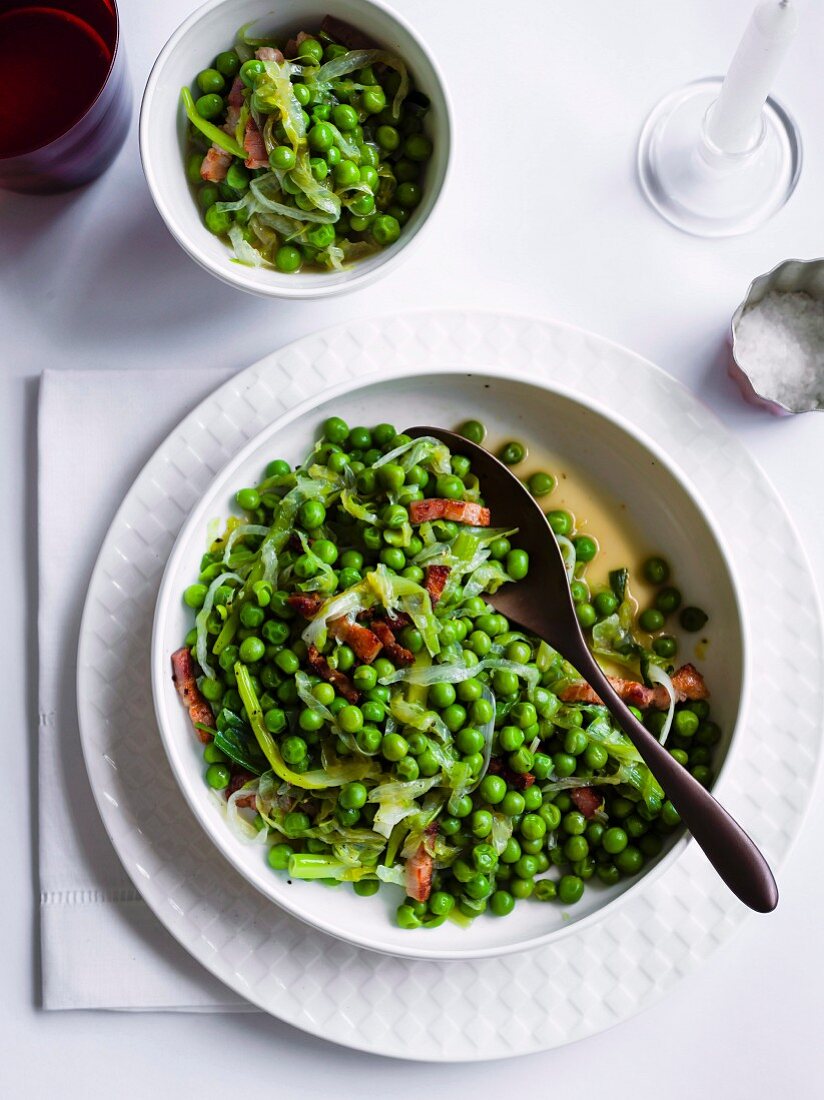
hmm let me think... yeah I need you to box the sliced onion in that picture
[469,686,496,792]
[194,570,243,678]
[555,534,576,580]
[647,663,676,744]
[221,524,269,565]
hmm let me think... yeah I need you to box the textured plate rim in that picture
[75,308,824,1061]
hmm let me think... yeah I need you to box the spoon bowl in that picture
[407,425,778,914]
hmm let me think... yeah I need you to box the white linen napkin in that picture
[38,367,256,1011]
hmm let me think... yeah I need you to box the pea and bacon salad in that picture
[171,418,718,930]
[182,16,432,273]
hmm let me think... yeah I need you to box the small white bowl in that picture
[140,0,452,299]
[151,366,746,961]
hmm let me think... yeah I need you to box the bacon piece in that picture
[320,15,377,51]
[570,787,603,819]
[200,145,232,183]
[371,620,415,667]
[244,115,268,169]
[227,76,244,108]
[307,643,360,704]
[228,769,256,804]
[671,663,709,701]
[285,29,313,55]
[171,647,214,743]
[404,824,437,902]
[409,499,491,527]
[487,758,535,791]
[558,663,709,710]
[328,617,383,664]
[424,564,450,605]
[287,593,324,618]
[255,46,284,62]
[224,104,240,133]
[358,608,411,630]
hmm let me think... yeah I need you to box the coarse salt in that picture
[735,291,824,411]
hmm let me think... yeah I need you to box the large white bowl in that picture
[151,366,746,960]
[140,0,451,299]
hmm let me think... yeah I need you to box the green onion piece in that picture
[181,87,246,159]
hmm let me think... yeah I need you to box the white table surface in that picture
[2,0,823,1094]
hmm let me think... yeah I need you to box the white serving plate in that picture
[77,311,823,1059]
[152,367,745,960]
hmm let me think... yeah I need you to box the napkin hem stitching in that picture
[41,888,143,906]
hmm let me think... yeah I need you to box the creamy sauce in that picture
[489,437,660,654]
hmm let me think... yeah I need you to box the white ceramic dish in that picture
[140,0,451,300]
[78,311,823,1058]
[151,366,745,961]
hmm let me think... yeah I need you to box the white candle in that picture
[706,0,798,155]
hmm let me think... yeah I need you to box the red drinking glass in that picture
[0,0,130,193]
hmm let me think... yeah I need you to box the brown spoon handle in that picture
[565,637,778,912]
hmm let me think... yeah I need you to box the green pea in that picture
[281,735,307,764]
[332,103,358,131]
[652,635,677,658]
[564,835,589,862]
[195,92,224,119]
[240,59,265,87]
[576,602,597,629]
[498,440,526,466]
[680,606,709,632]
[268,842,294,870]
[556,874,583,905]
[584,742,609,770]
[333,158,359,188]
[183,583,208,609]
[547,510,573,536]
[265,458,291,478]
[339,781,367,810]
[197,68,225,94]
[215,50,240,78]
[205,763,230,789]
[602,827,628,854]
[639,608,665,632]
[655,586,682,614]
[298,500,325,530]
[520,814,546,841]
[381,733,408,762]
[429,891,454,916]
[505,548,529,581]
[457,419,485,444]
[471,698,494,726]
[349,192,375,216]
[489,889,515,916]
[395,181,421,208]
[404,133,432,161]
[297,37,323,64]
[237,636,263,663]
[643,555,670,584]
[615,846,644,875]
[479,774,506,805]
[308,122,335,151]
[574,535,598,562]
[204,204,231,235]
[275,245,302,273]
[528,471,555,497]
[593,591,618,618]
[376,124,400,150]
[498,725,524,753]
[269,145,296,171]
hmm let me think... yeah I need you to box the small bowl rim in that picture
[730,255,824,415]
[150,360,749,961]
[139,0,453,300]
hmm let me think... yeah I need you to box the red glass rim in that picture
[0,0,122,161]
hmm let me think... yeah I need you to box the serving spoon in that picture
[407,426,778,913]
